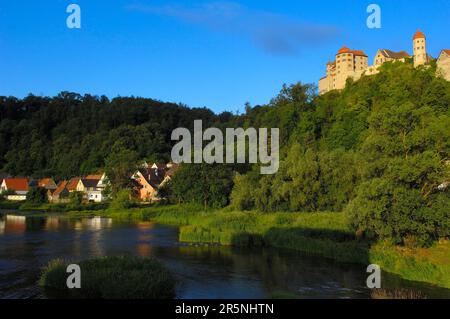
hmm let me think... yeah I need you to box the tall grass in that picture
[40,256,176,299]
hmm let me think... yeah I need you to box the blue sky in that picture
[1,0,449,113]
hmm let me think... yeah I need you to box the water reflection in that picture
[74,217,113,231]
[4,215,26,234]
[0,214,449,299]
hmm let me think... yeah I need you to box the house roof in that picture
[85,173,103,180]
[137,167,165,188]
[350,50,368,57]
[413,30,425,40]
[66,178,80,191]
[440,49,450,58]
[38,178,55,188]
[380,49,411,59]
[3,178,29,191]
[151,163,166,170]
[53,181,68,197]
[337,46,350,54]
[81,178,100,188]
[336,47,367,57]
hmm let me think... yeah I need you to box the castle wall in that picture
[437,53,450,81]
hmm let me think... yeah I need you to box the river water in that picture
[0,213,449,299]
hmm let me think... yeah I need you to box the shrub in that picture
[26,187,48,204]
[40,256,176,299]
[109,188,135,210]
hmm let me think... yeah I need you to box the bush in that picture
[346,178,450,246]
[26,187,48,204]
[109,188,135,210]
[39,256,176,299]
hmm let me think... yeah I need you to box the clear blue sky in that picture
[1,0,449,113]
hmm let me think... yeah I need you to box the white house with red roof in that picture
[1,178,29,201]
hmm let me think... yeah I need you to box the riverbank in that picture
[6,204,450,289]
[0,200,107,212]
[92,205,450,289]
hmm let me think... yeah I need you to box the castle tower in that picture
[413,30,427,67]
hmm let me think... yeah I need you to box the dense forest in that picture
[168,61,450,246]
[1,60,449,246]
[0,93,232,179]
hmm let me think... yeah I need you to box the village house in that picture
[0,178,29,201]
[37,178,57,191]
[159,163,180,188]
[319,30,449,94]
[132,163,179,202]
[76,173,109,203]
[66,177,80,192]
[48,181,70,203]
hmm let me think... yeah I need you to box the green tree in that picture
[109,188,135,210]
[169,163,234,209]
[104,146,139,194]
[26,187,48,204]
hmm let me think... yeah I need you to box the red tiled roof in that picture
[85,173,103,180]
[66,178,80,191]
[442,50,450,56]
[350,50,368,57]
[336,47,367,57]
[53,181,68,197]
[413,30,425,40]
[3,178,29,191]
[38,178,53,187]
[337,46,350,54]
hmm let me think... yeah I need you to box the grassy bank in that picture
[40,256,176,299]
[18,202,108,212]
[27,204,450,289]
[146,206,450,289]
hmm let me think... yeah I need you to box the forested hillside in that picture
[227,61,450,246]
[1,60,449,246]
[0,92,231,179]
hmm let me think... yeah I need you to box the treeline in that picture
[2,60,449,246]
[168,61,450,246]
[0,92,232,179]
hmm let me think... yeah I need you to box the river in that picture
[0,212,449,299]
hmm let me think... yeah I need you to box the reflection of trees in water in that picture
[0,220,5,234]
[170,245,354,297]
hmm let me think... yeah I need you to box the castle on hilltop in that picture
[318,30,450,95]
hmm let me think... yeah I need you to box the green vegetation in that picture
[0,93,226,179]
[2,60,449,289]
[166,163,236,208]
[17,201,107,212]
[165,61,449,247]
[39,256,176,299]
[26,187,48,204]
[108,188,136,210]
[0,200,22,210]
[146,206,449,289]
